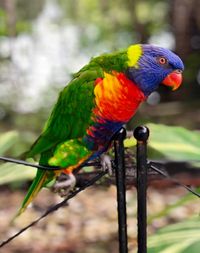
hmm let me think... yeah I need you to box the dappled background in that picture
[0,0,200,252]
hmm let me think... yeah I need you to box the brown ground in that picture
[0,185,199,253]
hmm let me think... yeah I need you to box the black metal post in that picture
[134,126,149,253]
[114,127,128,253]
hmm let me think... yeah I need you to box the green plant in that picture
[148,217,200,253]
[0,131,35,185]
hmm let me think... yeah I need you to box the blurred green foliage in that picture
[0,130,19,154]
[0,8,6,36]
[148,217,200,253]
[0,131,35,184]
[125,123,200,161]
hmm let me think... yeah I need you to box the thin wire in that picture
[0,170,107,248]
[149,163,200,198]
[0,156,100,171]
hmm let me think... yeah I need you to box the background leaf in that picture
[148,217,200,253]
[0,131,35,185]
[0,162,35,185]
[0,131,19,155]
[125,123,200,161]
[148,123,200,161]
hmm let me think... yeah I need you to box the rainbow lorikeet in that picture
[17,44,184,215]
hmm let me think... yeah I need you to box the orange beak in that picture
[162,70,183,91]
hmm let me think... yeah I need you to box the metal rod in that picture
[114,127,128,253]
[134,126,149,253]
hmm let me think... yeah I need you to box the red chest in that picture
[94,72,146,122]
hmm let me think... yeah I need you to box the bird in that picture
[17,44,184,216]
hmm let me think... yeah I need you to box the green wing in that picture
[26,66,104,164]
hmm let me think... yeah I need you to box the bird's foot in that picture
[52,172,76,197]
[100,154,113,176]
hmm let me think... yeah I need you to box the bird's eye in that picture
[158,57,167,65]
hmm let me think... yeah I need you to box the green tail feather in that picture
[16,170,48,217]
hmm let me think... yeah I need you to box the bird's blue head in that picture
[126,44,184,96]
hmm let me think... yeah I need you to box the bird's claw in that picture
[52,172,76,197]
[100,154,113,176]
